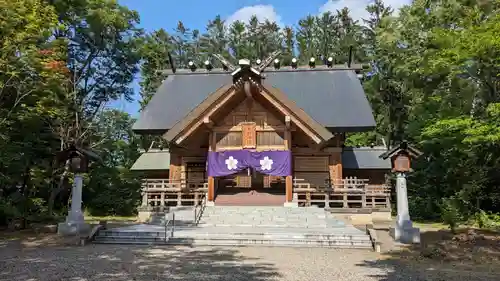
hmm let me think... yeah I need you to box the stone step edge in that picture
[94,239,372,247]
[95,235,371,241]
[93,240,373,248]
[98,231,368,237]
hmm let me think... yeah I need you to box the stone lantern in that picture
[380,141,423,244]
[56,144,101,236]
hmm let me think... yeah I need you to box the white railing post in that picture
[141,184,148,207]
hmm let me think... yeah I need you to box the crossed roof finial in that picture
[212,54,236,71]
[256,50,282,72]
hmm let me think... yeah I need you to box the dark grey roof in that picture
[130,150,171,170]
[133,70,375,133]
[133,74,232,132]
[342,147,391,169]
[264,70,375,131]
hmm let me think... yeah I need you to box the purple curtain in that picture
[207,150,292,177]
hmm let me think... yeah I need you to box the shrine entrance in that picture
[214,168,287,206]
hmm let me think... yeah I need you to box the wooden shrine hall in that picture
[131,53,392,216]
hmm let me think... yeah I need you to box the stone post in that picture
[391,172,420,244]
[58,174,90,235]
[141,188,148,207]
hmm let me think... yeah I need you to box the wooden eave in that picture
[164,81,334,146]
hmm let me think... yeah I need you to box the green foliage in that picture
[474,210,500,229]
[441,197,464,233]
[0,0,142,226]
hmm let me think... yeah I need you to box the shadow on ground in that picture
[0,235,281,281]
[356,228,500,281]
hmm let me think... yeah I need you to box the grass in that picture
[397,227,500,266]
[413,221,449,230]
[84,215,137,224]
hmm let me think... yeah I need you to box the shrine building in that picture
[131,55,391,217]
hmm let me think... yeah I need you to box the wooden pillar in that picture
[329,152,342,187]
[207,130,215,202]
[284,116,293,202]
[207,177,215,201]
[169,153,182,182]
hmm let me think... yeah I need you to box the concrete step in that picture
[196,224,329,228]
[94,228,372,248]
[94,236,372,248]
[96,226,370,238]
[94,206,372,249]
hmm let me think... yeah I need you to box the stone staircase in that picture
[94,206,373,249]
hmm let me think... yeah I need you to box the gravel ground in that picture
[0,239,498,281]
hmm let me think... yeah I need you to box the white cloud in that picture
[319,0,410,22]
[225,5,283,27]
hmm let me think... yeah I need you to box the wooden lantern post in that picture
[56,144,101,236]
[380,141,423,244]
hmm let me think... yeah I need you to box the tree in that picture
[45,0,143,214]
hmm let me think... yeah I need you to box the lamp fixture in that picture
[188,61,196,71]
[327,57,333,67]
[273,58,280,69]
[309,57,316,68]
[256,59,262,65]
[204,60,213,70]
[291,58,298,69]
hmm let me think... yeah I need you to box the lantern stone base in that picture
[283,202,298,207]
[138,210,152,223]
[57,221,90,236]
[390,220,421,244]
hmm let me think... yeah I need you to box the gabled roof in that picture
[264,70,375,131]
[132,68,376,134]
[130,150,171,171]
[133,74,232,133]
[342,146,391,169]
[379,141,423,160]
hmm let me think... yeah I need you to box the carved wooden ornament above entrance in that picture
[242,122,257,148]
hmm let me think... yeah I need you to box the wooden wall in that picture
[143,170,170,179]
[294,156,329,187]
[169,153,182,181]
[212,97,289,186]
[213,98,287,151]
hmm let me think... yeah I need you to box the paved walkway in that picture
[0,239,497,281]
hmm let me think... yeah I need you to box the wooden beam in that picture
[246,97,254,121]
[175,89,237,145]
[213,126,294,132]
[284,117,293,203]
[286,176,293,202]
[259,89,323,144]
[329,153,343,186]
[285,115,291,129]
[207,130,216,202]
[292,147,342,154]
[203,117,213,128]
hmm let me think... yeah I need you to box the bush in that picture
[0,199,21,226]
[474,210,500,229]
[441,197,463,233]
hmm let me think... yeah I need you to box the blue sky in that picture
[110,0,410,116]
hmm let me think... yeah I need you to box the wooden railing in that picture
[141,177,390,209]
[141,179,208,207]
[293,177,391,209]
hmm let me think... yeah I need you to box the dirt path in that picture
[1,233,499,281]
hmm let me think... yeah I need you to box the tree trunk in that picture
[20,164,32,229]
[47,159,71,215]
